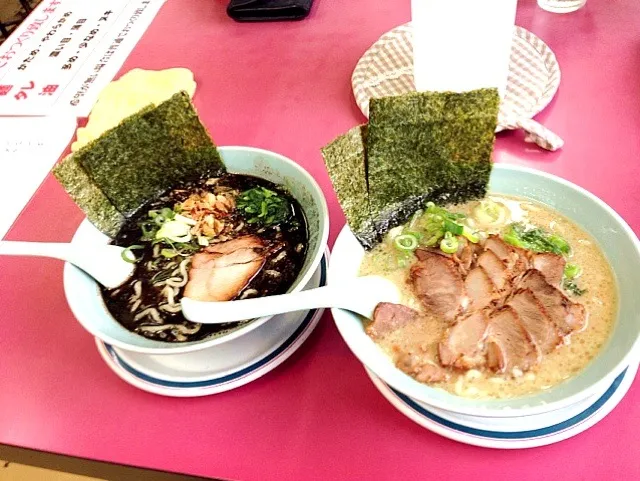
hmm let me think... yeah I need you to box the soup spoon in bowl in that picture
[181,276,400,324]
[0,241,135,289]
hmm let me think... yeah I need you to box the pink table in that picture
[2,1,639,479]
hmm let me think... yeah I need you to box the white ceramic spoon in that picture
[0,241,135,288]
[181,275,400,324]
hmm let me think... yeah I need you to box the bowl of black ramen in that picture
[62,146,329,354]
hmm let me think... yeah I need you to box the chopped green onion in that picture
[160,207,174,218]
[410,202,471,248]
[440,232,459,254]
[564,263,582,280]
[423,234,441,247]
[426,202,465,220]
[161,248,179,258]
[503,232,524,249]
[121,245,144,264]
[548,234,571,255]
[174,214,197,226]
[175,242,201,253]
[403,230,424,243]
[461,226,480,244]
[444,218,464,235]
[563,279,586,296]
[156,220,192,243]
[140,223,154,237]
[503,223,571,256]
[237,187,291,226]
[394,233,419,252]
[139,206,181,242]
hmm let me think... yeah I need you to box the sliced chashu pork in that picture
[520,269,587,334]
[368,303,449,382]
[476,249,510,291]
[464,267,496,311]
[439,310,489,369]
[485,306,540,373]
[184,236,268,302]
[410,249,466,322]
[453,237,474,276]
[366,302,420,339]
[508,288,562,353]
[531,252,566,287]
[483,235,512,260]
[396,351,450,383]
[484,235,529,278]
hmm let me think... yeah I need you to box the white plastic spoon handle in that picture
[0,241,78,261]
[0,241,135,289]
[181,276,400,324]
[182,285,347,324]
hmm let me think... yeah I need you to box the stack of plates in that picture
[351,23,564,151]
[352,24,561,129]
[96,253,328,397]
[365,362,638,448]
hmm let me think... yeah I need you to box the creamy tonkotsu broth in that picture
[359,195,617,399]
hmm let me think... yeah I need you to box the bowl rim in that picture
[329,163,640,417]
[63,145,330,355]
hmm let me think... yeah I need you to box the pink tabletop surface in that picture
[2,0,640,480]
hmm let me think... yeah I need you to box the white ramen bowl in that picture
[63,146,329,354]
[330,164,640,418]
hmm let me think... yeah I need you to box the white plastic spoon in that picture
[0,241,136,289]
[181,275,400,324]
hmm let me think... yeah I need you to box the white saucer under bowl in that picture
[366,361,638,449]
[95,253,328,396]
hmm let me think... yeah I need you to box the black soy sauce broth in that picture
[101,174,308,342]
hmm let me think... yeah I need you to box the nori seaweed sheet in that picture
[73,91,225,217]
[52,155,125,237]
[53,91,227,237]
[321,125,377,248]
[321,88,499,249]
[366,88,499,237]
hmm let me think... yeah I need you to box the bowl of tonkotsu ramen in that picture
[329,164,640,417]
[63,146,329,354]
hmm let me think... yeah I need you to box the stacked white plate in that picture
[96,252,329,397]
[365,362,638,449]
[352,24,561,125]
